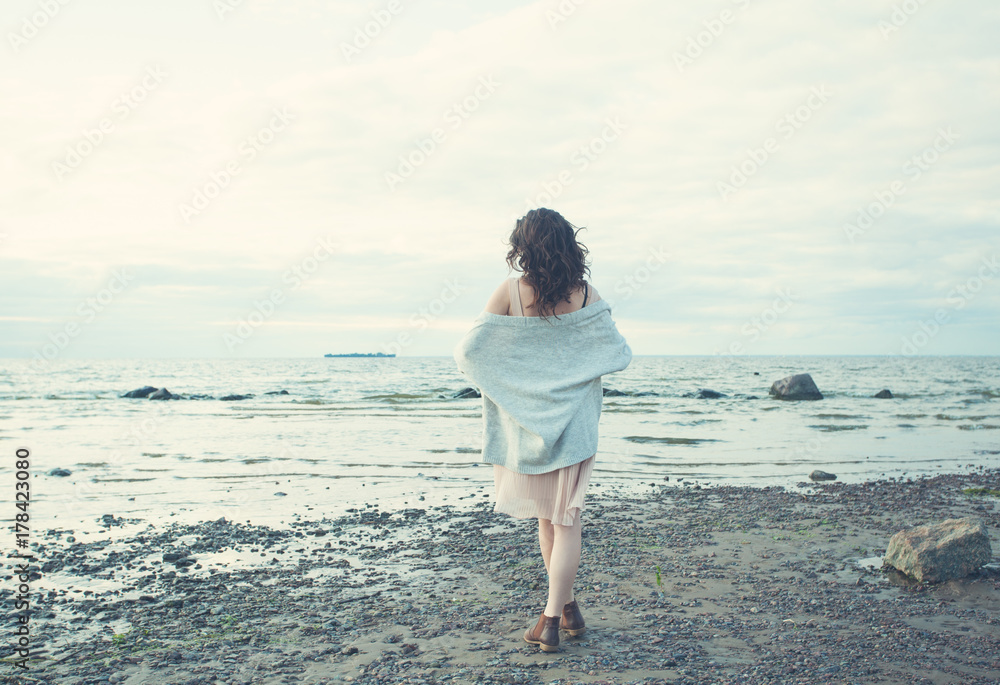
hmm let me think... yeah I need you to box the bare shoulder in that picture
[586,282,602,303]
[484,278,511,315]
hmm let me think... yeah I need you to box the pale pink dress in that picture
[491,277,597,527]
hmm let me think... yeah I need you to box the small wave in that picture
[91,477,156,483]
[809,425,869,432]
[624,436,721,445]
[956,424,1000,431]
[814,413,867,419]
[895,414,927,419]
[363,393,428,402]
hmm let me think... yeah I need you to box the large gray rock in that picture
[883,517,992,583]
[874,389,893,399]
[769,373,823,400]
[148,388,179,400]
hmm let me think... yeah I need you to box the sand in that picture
[5,467,1000,684]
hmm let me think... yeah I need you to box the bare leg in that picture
[543,515,581,616]
[538,518,554,574]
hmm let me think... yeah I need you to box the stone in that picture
[769,373,823,400]
[688,388,726,399]
[451,387,481,399]
[809,470,837,481]
[220,394,254,401]
[48,468,72,477]
[883,517,992,583]
[148,388,179,400]
[874,389,893,399]
[264,390,290,395]
[121,386,158,399]
[603,388,627,397]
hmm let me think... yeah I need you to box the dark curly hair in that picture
[505,208,591,320]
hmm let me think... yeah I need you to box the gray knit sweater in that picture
[453,299,632,474]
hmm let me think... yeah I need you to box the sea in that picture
[2,355,998,535]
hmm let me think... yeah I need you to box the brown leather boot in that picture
[561,600,586,636]
[523,612,560,652]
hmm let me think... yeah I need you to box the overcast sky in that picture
[2,0,998,360]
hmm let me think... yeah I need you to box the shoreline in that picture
[6,467,1000,684]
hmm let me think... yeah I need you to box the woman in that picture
[454,208,632,652]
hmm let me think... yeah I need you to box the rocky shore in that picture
[5,468,1000,684]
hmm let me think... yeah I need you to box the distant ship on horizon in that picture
[324,352,396,358]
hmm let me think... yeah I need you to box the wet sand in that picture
[6,466,1000,684]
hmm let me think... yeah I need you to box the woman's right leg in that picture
[543,516,581,616]
[538,517,554,574]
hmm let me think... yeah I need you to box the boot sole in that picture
[563,627,586,636]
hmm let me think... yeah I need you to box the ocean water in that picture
[1,356,998,533]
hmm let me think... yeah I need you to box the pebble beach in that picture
[9,466,1000,684]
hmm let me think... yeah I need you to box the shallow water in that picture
[1,355,998,533]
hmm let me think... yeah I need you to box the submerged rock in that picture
[48,468,72,477]
[220,394,254,401]
[603,388,627,397]
[769,373,823,400]
[265,390,290,395]
[122,386,158,399]
[451,387,481,399]
[883,517,992,583]
[686,388,727,399]
[874,389,894,399]
[809,470,837,481]
[148,388,180,400]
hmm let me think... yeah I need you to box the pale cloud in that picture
[2,0,998,357]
